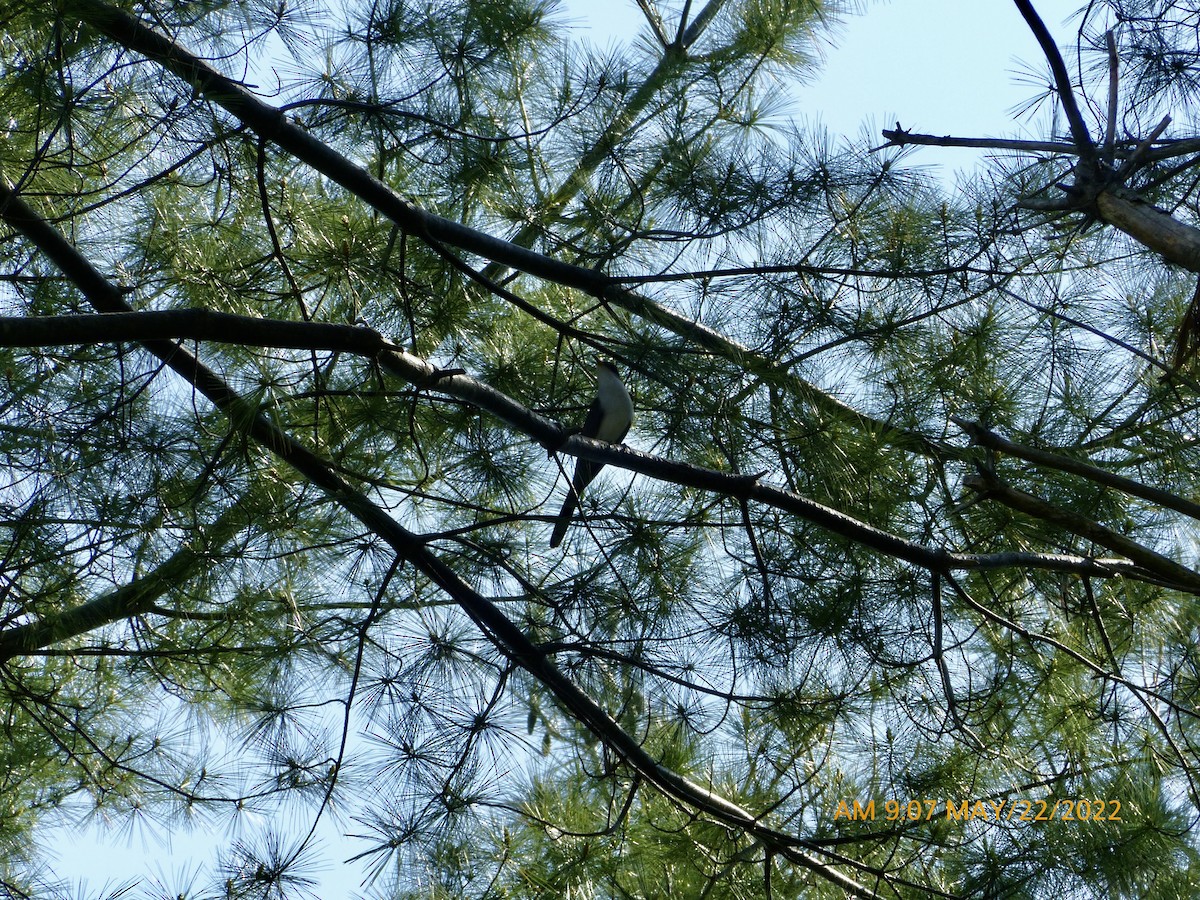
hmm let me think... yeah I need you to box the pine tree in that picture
[3,0,1200,897]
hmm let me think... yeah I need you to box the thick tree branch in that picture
[0,309,394,352]
[577,438,1155,584]
[881,11,1200,301]
[72,4,606,287]
[1094,187,1200,272]
[884,8,1200,279]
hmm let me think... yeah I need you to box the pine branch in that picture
[71,0,950,463]
[963,469,1200,593]
[0,506,245,659]
[0,308,1154,590]
[0,180,890,900]
[954,417,1200,523]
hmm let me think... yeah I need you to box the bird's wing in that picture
[579,396,605,439]
[569,457,600,496]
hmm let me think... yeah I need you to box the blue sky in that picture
[567,0,1082,161]
[787,0,1082,143]
[46,0,1084,896]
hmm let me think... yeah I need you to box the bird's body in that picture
[549,359,633,548]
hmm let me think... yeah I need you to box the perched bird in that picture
[549,358,634,548]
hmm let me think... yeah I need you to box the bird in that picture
[549,357,634,548]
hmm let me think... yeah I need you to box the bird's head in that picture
[595,356,620,379]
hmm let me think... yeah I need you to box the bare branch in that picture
[1012,0,1097,162]
[1104,29,1119,164]
[880,126,1078,155]
[1114,114,1172,182]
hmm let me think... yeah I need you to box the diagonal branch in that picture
[1093,185,1200,273]
[963,469,1200,592]
[954,417,1200,523]
[0,504,248,660]
[1012,0,1096,164]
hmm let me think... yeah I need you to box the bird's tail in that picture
[548,494,577,548]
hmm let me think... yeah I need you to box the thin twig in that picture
[1104,29,1119,165]
[1114,115,1172,182]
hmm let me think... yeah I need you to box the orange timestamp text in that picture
[833,797,1122,823]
